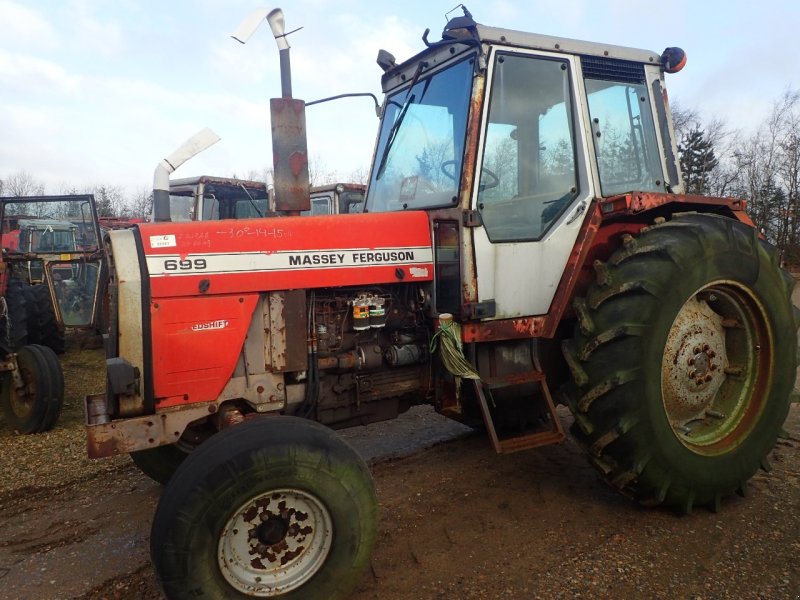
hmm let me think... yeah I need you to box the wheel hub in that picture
[218,488,332,597]
[661,284,769,454]
[662,296,726,422]
[9,366,35,418]
[257,515,289,546]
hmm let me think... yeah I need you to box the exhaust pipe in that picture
[232,7,310,214]
[152,128,221,222]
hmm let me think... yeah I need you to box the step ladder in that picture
[472,370,565,453]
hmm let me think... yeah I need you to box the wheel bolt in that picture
[702,343,710,352]
[688,357,695,366]
[704,374,713,382]
[696,378,704,386]
[693,346,701,354]
[689,369,696,378]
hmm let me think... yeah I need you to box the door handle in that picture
[566,200,587,225]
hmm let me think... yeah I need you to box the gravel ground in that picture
[0,334,798,599]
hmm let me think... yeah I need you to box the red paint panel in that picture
[151,294,258,408]
[140,212,433,298]
[147,264,430,298]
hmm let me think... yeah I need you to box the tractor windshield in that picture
[366,56,475,212]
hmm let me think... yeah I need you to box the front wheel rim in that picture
[661,282,772,455]
[9,359,36,419]
[218,488,333,597]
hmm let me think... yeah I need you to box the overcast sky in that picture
[1,0,798,195]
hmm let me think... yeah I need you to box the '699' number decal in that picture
[163,258,207,271]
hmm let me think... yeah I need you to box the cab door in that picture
[471,48,594,318]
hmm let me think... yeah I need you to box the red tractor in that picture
[85,8,797,599]
[0,194,105,432]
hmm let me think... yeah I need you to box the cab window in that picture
[478,53,578,242]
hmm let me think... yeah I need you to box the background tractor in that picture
[85,7,797,599]
[0,194,104,432]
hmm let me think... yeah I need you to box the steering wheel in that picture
[441,160,500,191]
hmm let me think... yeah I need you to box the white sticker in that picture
[409,267,429,278]
[150,234,176,248]
[191,319,229,332]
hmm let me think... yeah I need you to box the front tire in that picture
[151,416,378,599]
[1,344,64,433]
[562,213,797,512]
[130,444,189,485]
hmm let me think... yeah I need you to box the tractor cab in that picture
[167,175,270,221]
[303,183,366,216]
[366,10,684,319]
[0,195,104,330]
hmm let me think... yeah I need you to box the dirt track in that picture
[0,348,798,600]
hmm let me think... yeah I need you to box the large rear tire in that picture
[24,284,66,355]
[1,344,64,433]
[562,213,797,513]
[151,416,377,599]
[1,277,28,353]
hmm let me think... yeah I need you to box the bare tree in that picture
[4,171,45,197]
[723,89,800,262]
[129,187,154,220]
[671,101,701,140]
[347,165,369,186]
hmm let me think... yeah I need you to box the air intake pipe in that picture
[152,128,221,222]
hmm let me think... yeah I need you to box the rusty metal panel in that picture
[84,396,213,458]
[271,98,310,213]
[459,73,487,310]
[267,290,307,372]
[267,292,287,372]
[600,192,749,221]
[461,317,547,343]
[283,289,307,371]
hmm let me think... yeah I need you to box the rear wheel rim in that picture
[9,359,36,419]
[218,488,333,597]
[661,282,771,455]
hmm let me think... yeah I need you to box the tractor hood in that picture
[134,211,433,299]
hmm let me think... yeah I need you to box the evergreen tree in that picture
[679,127,719,195]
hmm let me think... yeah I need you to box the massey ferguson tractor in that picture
[0,194,104,432]
[84,8,797,599]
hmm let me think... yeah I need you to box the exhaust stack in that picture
[152,128,221,222]
[232,7,310,214]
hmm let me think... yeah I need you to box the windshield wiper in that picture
[238,184,264,217]
[375,93,415,181]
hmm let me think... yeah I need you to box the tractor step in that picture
[473,370,565,453]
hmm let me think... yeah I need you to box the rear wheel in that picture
[1,277,28,353]
[151,416,377,599]
[24,284,66,354]
[1,344,64,433]
[561,213,797,512]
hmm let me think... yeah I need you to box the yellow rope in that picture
[430,317,480,380]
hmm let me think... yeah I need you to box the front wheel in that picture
[1,344,64,433]
[151,416,377,599]
[130,444,189,485]
[130,422,211,484]
[562,213,797,512]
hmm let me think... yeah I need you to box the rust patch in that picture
[599,191,751,226]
